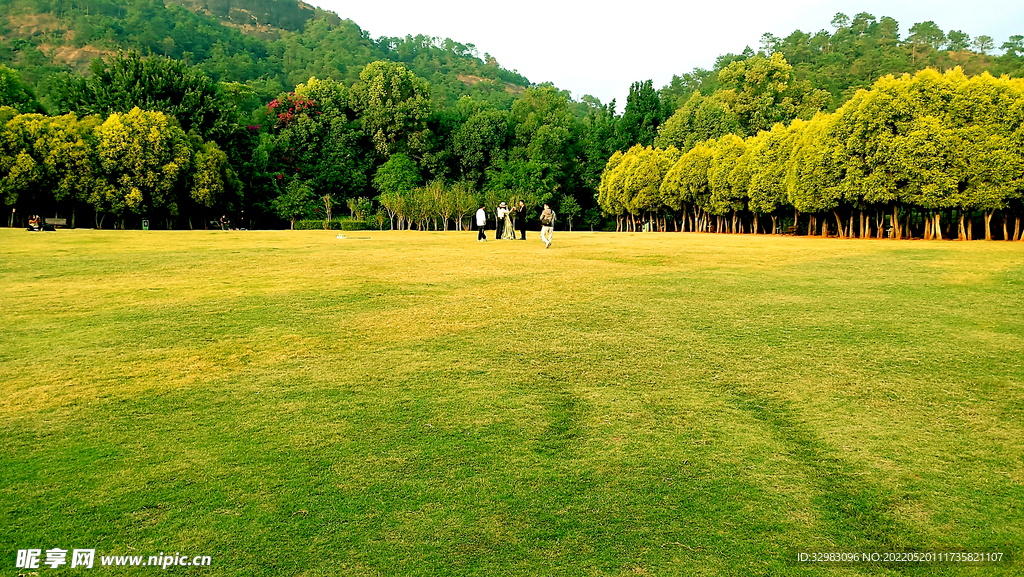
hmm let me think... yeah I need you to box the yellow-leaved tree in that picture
[95,107,191,227]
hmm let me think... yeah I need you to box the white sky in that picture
[312,0,1024,107]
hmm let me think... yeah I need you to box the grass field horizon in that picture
[2,229,1022,576]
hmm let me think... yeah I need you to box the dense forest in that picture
[1,0,1022,233]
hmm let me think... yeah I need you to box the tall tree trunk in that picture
[984,210,993,240]
[752,213,759,234]
[958,211,966,240]
[833,210,844,238]
[1015,217,1021,241]
[924,211,932,240]
[934,212,942,240]
[770,215,777,234]
[859,210,865,239]
[892,206,900,239]
[808,215,814,236]
[1002,214,1009,241]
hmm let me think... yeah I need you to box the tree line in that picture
[0,104,235,229]
[599,68,1024,241]
[2,6,1023,231]
[1,53,608,229]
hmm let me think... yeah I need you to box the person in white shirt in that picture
[495,202,508,240]
[475,204,487,242]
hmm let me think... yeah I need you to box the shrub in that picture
[293,218,371,230]
[338,219,369,231]
[293,219,328,230]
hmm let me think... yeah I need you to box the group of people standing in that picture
[475,200,557,248]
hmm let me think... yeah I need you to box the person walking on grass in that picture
[539,203,556,248]
[516,200,527,240]
[476,203,487,242]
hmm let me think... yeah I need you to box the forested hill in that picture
[660,12,1024,111]
[0,0,531,107]
[167,0,323,33]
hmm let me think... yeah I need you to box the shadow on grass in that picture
[727,389,923,551]
[532,391,584,457]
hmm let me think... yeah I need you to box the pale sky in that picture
[313,0,1023,107]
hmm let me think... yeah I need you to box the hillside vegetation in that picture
[0,0,529,107]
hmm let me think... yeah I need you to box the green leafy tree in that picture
[451,181,479,231]
[373,153,421,197]
[661,142,714,232]
[50,52,226,140]
[715,53,830,136]
[94,107,192,225]
[745,122,801,233]
[0,66,43,113]
[268,78,372,205]
[597,150,628,230]
[352,61,431,156]
[452,107,509,184]
[786,113,844,236]
[190,140,240,217]
[0,112,101,220]
[274,177,316,229]
[947,30,971,52]
[973,35,995,54]
[620,80,662,146]
[1002,35,1024,57]
[655,92,743,152]
[908,21,946,63]
[559,195,580,231]
[707,135,748,232]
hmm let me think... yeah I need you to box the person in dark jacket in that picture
[516,200,527,240]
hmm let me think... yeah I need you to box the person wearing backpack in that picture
[539,203,556,248]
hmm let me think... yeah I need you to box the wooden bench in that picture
[783,225,800,235]
[44,217,68,228]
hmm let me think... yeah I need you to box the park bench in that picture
[783,225,799,235]
[44,217,68,228]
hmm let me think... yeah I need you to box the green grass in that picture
[1,229,1022,576]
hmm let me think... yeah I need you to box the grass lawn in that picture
[1,229,1022,576]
